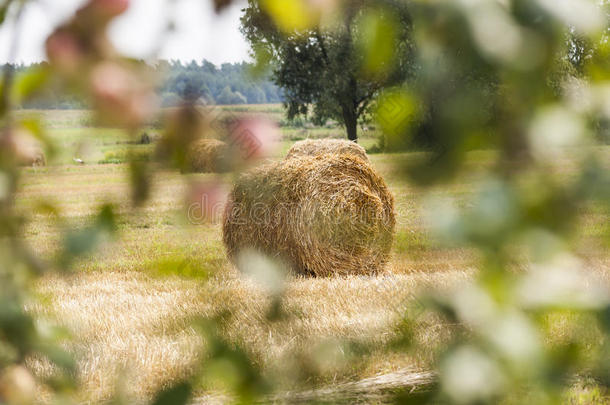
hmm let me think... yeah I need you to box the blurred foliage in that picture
[1,0,609,404]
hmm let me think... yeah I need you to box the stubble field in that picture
[14,108,610,403]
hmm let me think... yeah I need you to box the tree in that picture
[216,85,247,105]
[241,0,414,141]
[244,85,267,103]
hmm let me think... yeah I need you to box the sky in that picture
[0,0,251,65]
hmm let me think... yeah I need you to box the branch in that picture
[315,30,330,66]
[355,87,378,116]
[356,98,372,117]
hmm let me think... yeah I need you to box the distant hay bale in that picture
[185,138,229,173]
[13,133,46,167]
[30,149,46,167]
[223,154,395,277]
[18,148,46,167]
[286,139,368,162]
[140,132,151,144]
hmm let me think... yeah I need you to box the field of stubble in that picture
[14,109,609,403]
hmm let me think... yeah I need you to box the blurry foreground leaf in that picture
[375,89,416,150]
[14,67,50,105]
[357,8,399,77]
[261,0,318,32]
[151,382,192,405]
[60,204,117,268]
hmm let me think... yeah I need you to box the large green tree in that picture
[241,0,414,142]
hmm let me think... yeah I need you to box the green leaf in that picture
[60,204,117,267]
[261,0,317,32]
[375,89,416,148]
[14,67,50,103]
[20,117,58,160]
[96,204,118,233]
[357,8,399,77]
[0,1,12,26]
[151,382,192,405]
[599,304,610,333]
[129,160,150,206]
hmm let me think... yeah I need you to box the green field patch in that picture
[144,247,226,280]
[98,147,153,164]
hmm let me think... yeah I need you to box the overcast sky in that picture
[0,0,251,65]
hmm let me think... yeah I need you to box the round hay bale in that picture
[223,154,395,277]
[12,133,46,167]
[285,139,368,162]
[18,148,46,167]
[185,138,229,173]
[140,132,151,144]
[29,149,46,167]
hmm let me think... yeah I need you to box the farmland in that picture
[13,108,610,403]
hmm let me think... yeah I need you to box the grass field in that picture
[14,108,610,403]
[14,107,380,166]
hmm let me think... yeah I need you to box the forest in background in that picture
[6,59,283,109]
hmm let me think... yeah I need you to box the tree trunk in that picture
[342,106,358,142]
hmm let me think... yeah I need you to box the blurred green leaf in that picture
[0,1,12,25]
[129,159,150,206]
[151,382,192,405]
[376,89,416,149]
[60,204,117,267]
[199,319,271,403]
[357,8,399,77]
[20,117,58,161]
[599,305,610,334]
[14,67,50,104]
[261,0,317,32]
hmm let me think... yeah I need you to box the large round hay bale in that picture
[285,139,368,162]
[185,138,229,173]
[223,154,395,277]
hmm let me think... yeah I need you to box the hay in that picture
[285,139,369,162]
[13,134,46,167]
[19,148,46,167]
[139,132,151,144]
[185,138,229,173]
[223,154,395,277]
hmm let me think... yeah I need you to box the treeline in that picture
[7,60,283,109]
[156,60,282,106]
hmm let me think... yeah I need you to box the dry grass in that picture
[223,154,395,276]
[33,270,468,402]
[14,145,609,403]
[285,139,369,162]
[33,272,204,401]
[185,138,229,173]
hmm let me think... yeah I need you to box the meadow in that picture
[14,108,610,403]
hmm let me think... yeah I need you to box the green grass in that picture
[98,147,153,164]
[16,107,382,165]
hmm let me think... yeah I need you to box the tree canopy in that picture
[241,0,415,141]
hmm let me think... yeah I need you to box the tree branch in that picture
[315,30,329,66]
